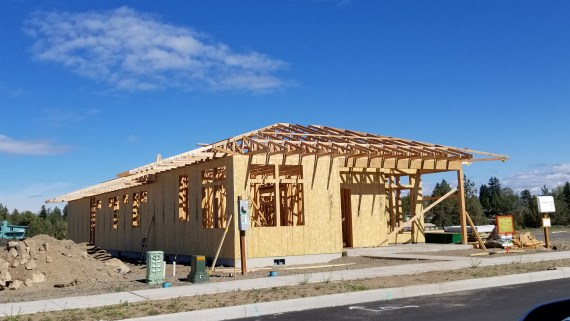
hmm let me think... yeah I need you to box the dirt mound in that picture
[0,235,127,291]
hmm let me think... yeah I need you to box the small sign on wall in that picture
[537,196,556,213]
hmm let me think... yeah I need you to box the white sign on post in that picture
[537,196,556,213]
[542,217,551,227]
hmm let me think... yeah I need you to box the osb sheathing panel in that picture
[340,171,387,248]
[68,157,236,259]
[67,198,90,243]
[232,155,342,259]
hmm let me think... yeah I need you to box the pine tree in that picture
[519,189,540,228]
[0,203,8,221]
[39,205,48,219]
[9,209,20,225]
[464,176,486,225]
[427,179,458,228]
[63,204,69,221]
[563,182,570,207]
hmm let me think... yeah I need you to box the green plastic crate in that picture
[146,251,164,285]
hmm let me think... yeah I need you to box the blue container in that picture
[162,282,171,288]
[269,271,278,277]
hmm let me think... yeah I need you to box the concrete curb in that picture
[125,267,570,321]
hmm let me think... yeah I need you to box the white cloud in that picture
[0,134,69,155]
[0,182,72,212]
[126,135,140,143]
[24,7,289,92]
[41,108,100,128]
[502,163,570,194]
[0,84,28,100]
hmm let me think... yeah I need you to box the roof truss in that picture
[47,123,508,203]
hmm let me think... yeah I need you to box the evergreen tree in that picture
[46,206,67,239]
[464,176,486,225]
[427,179,458,228]
[519,189,540,228]
[540,185,550,196]
[18,211,36,226]
[26,217,54,237]
[478,177,519,217]
[551,185,570,225]
[563,182,570,207]
[479,185,490,212]
[39,205,48,219]
[48,206,62,226]
[0,203,8,221]
[401,194,410,219]
[9,209,20,225]
[63,204,69,221]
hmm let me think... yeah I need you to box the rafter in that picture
[47,123,508,203]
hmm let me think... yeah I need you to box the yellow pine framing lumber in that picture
[383,187,458,244]
[466,212,487,250]
[210,212,234,273]
[457,170,468,244]
[48,123,507,203]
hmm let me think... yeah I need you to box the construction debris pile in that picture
[484,228,545,249]
[0,235,129,291]
[513,232,545,249]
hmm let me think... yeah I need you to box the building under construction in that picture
[47,123,507,267]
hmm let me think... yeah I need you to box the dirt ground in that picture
[1,227,569,306]
[0,237,427,303]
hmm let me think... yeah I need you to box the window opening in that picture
[178,175,189,221]
[202,166,227,228]
[110,196,120,229]
[132,192,140,228]
[250,165,304,227]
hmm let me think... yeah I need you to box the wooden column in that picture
[388,176,396,231]
[457,168,468,244]
[274,164,281,226]
[409,174,423,243]
[240,230,247,274]
[396,177,403,229]
[543,213,551,248]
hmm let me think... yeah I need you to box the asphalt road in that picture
[237,278,570,321]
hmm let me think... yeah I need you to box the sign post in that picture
[237,197,251,275]
[537,196,555,249]
[496,215,514,253]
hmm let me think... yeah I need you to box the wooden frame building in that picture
[47,124,507,267]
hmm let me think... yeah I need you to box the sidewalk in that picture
[126,267,570,321]
[1,249,570,318]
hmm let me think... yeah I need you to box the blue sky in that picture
[1,0,569,212]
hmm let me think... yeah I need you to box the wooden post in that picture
[396,176,402,230]
[240,230,247,274]
[457,169,468,244]
[388,176,396,232]
[414,174,423,242]
[410,175,423,243]
[543,213,551,248]
[274,164,281,227]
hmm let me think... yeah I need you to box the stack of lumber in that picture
[513,232,544,249]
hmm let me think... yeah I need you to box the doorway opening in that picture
[340,188,353,247]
